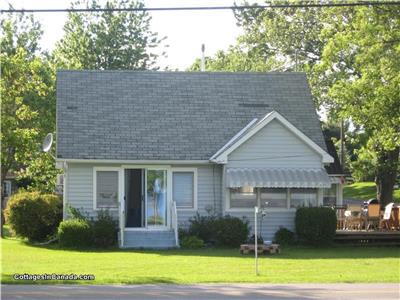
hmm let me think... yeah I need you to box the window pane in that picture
[147,170,167,226]
[260,188,287,208]
[290,188,317,208]
[96,171,118,208]
[230,187,257,208]
[323,184,337,206]
[173,172,194,208]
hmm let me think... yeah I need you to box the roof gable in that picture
[210,111,333,164]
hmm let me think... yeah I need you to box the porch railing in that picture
[171,201,179,247]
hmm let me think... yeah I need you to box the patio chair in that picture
[365,203,380,231]
[379,203,394,230]
[344,204,362,230]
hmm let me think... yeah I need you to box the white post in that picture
[254,206,259,276]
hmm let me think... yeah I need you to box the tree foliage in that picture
[319,5,400,204]
[0,14,57,199]
[190,1,399,204]
[54,0,166,70]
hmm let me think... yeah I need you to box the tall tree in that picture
[319,5,400,205]
[1,14,57,234]
[190,1,399,204]
[54,0,166,70]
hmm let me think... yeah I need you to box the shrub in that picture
[92,210,118,247]
[4,192,62,242]
[295,207,337,245]
[67,206,88,221]
[58,219,93,247]
[180,235,204,249]
[274,227,295,245]
[188,213,217,243]
[214,215,249,247]
[188,214,249,247]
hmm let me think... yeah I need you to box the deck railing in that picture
[171,201,179,247]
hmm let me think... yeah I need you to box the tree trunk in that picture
[375,147,400,207]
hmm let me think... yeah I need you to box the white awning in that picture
[226,168,332,188]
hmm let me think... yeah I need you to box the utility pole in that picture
[340,119,345,169]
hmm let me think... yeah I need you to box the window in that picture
[260,188,287,208]
[323,184,337,206]
[94,169,119,209]
[173,172,195,209]
[172,168,197,210]
[230,187,257,209]
[290,188,317,208]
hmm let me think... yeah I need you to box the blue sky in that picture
[0,0,254,70]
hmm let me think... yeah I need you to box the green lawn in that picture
[344,182,400,202]
[1,238,399,284]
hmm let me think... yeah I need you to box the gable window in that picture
[230,186,257,208]
[172,168,197,210]
[94,168,119,210]
[290,188,317,208]
[260,188,287,208]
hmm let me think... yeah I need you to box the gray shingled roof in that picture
[56,71,326,160]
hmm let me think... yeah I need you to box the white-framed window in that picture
[172,168,197,210]
[227,187,319,211]
[323,184,337,206]
[290,188,318,208]
[93,167,119,210]
[260,188,287,208]
[230,186,257,209]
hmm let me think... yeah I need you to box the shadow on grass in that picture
[5,237,399,260]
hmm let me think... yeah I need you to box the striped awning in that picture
[226,168,332,188]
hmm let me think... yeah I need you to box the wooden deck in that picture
[335,230,400,245]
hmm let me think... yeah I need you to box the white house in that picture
[56,71,344,248]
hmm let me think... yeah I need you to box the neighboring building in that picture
[1,172,17,209]
[56,71,344,248]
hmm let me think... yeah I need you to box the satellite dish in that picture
[42,133,53,153]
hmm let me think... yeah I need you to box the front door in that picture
[124,168,168,228]
[146,169,168,227]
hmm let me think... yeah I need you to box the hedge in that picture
[295,207,336,245]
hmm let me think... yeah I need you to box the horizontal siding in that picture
[227,211,296,241]
[66,163,119,219]
[228,119,322,169]
[176,165,222,228]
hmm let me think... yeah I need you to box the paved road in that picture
[2,284,399,300]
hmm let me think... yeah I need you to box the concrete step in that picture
[123,230,177,249]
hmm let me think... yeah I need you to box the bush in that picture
[4,192,62,242]
[274,227,295,245]
[92,210,118,247]
[180,235,204,249]
[58,219,93,247]
[295,207,337,245]
[188,214,249,247]
[214,215,249,247]
[188,213,217,243]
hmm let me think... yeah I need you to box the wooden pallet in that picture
[240,243,280,255]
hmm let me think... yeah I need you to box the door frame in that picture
[121,165,172,232]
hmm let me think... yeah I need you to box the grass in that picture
[343,182,400,202]
[1,237,399,284]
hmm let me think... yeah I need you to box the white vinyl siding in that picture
[173,172,195,209]
[94,170,119,209]
[227,119,322,169]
